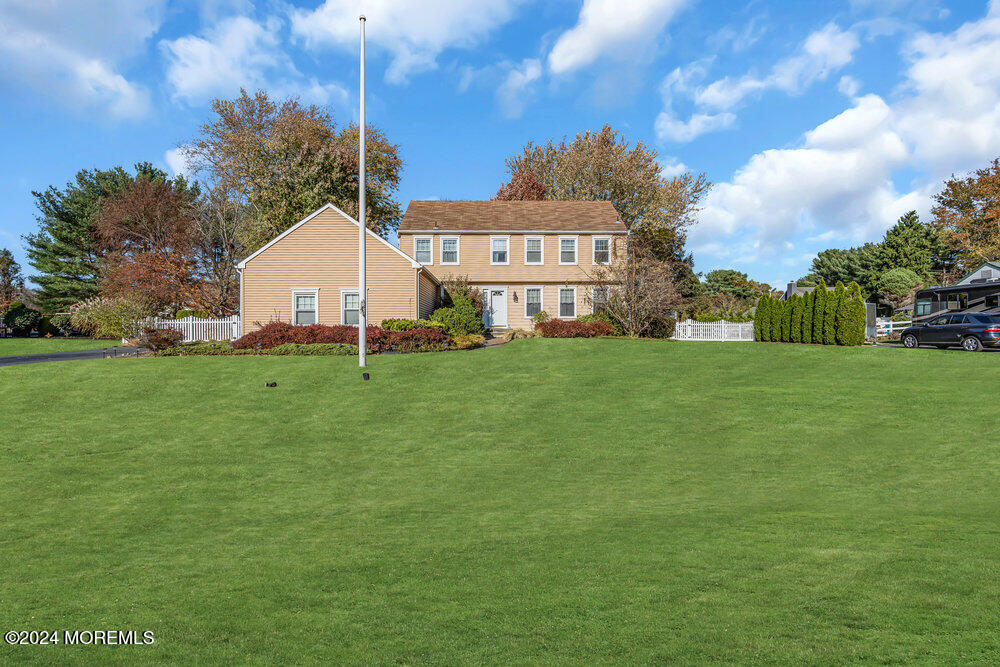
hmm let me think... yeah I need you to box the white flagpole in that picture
[358,15,367,368]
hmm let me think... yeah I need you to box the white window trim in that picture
[592,236,611,265]
[291,288,319,326]
[490,235,510,266]
[559,235,578,265]
[340,288,360,326]
[440,236,460,265]
[558,285,577,319]
[413,236,433,265]
[524,286,544,319]
[524,235,544,265]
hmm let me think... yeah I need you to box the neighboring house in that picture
[237,204,439,335]
[912,261,1000,323]
[780,281,833,300]
[397,200,627,330]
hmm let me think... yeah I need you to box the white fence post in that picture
[672,319,755,341]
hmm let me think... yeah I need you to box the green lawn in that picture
[0,337,116,356]
[2,340,999,663]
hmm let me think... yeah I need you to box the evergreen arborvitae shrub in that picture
[790,294,803,343]
[812,279,828,344]
[837,282,867,346]
[777,298,786,341]
[802,290,813,344]
[783,298,793,342]
[824,281,844,345]
[762,296,773,341]
[753,296,765,341]
[770,297,781,341]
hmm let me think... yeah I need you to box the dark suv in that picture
[901,313,1000,351]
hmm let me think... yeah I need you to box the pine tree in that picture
[812,279,827,344]
[790,294,803,343]
[23,163,177,311]
[802,290,814,344]
[824,281,844,345]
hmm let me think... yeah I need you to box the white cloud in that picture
[0,0,161,119]
[837,74,861,97]
[164,147,189,177]
[548,0,689,75]
[496,59,541,119]
[695,23,860,111]
[656,111,736,143]
[290,0,521,84]
[692,3,1000,271]
[162,16,347,106]
[658,157,689,179]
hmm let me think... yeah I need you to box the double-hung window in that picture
[592,286,609,313]
[525,287,542,318]
[592,237,611,265]
[559,237,577,265]
[491,236,509,265]
[414,237,432,264]
[558,287,576,318]
[293,290,317,325]
[341,291,360,326]
[441,237,459,264]
[525,236,543,265]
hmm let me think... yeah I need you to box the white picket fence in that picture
[875,318,911,337]
[673,318,755,341]
[145,315,241,343]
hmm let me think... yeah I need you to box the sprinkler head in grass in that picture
[265,381,277,387]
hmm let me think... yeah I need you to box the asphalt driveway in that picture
[0,346,142,367]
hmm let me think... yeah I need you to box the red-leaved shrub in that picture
[233,322,391,352]
[233,321,454,353]
[387,327,451,352]
[534,319,615,338]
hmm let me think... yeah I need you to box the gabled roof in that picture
[954,261,1000,286]
[398,200,628,233]
[236,203,438,284]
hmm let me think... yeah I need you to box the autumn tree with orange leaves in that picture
[932,158,1000,272]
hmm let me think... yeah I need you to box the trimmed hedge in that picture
[266,343,359,356]
[231,321,454,354]
[534,320,615,338]
[380,318,448,333]
[155,341,358,356]
[453,334,486,349]
[754,279,865,346]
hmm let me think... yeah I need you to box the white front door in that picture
[482,287,507,328]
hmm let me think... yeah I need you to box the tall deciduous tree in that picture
[932,157,1000,272]
[493,169,547,201]
[183,89,403,252]
[504,124,710,256]
[23,163,166,312]
[0,248,24,305]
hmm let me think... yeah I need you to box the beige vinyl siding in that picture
[399,232,623,284]
[465,283,594,330]
[417,271,438,320]
[241,208,420,333]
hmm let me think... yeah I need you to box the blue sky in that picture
[1,0,999,289]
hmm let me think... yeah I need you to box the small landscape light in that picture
[362,372,370,381]
[265,381,277,387]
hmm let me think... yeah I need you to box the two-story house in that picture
[236,200,626,335]
[397,200,627,330]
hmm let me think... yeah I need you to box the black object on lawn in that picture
[362,372,370,381]
[265,381,277,387]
